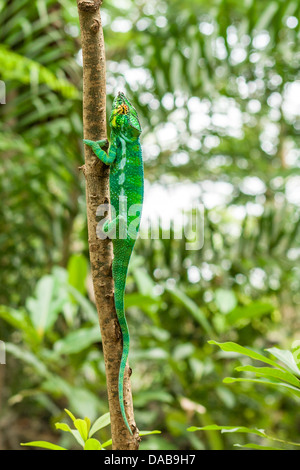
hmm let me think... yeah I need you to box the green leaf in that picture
[187,425,266,437]
[84,438,102,450]
[59,410,86,446]
[66,285,98,324]
[63,387,101,422]
[53,326,101,355]
[208,341,283,369]
[167,287,214,336]
[254,1,279,31]
[133,267,156,297]
[84,417,91,436]
[223,377,300,399]
[101,439,112,448]
[74,419,89,442]
[64,408,76,422]
[20,440,66,450]
[67,254,88,296]
[0,45,79,99]
[55,423,84,447]
[173,343,195,361]
[134,390,173,407]
[0,306,30,332]
[226,302,274,326]
[134,348,168,361]
[89,412,110,437]
[55,422,72,433]
[139,430,161,436]
[125,293,161,309]
[0,306,40,345]
[266,348,300,377]
[235,365,300,388]
[70,430,85,447]
[234,443,282,450]
[5,342,50,378]
[188,424,300,449]
[26,275,65,337]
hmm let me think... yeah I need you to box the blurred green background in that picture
[0,0,300,450]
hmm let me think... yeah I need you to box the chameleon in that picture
[83,92,143,435]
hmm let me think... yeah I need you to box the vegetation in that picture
[21,408,160,450]
[0,0,299,450]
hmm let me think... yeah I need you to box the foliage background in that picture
[0,0,299,450]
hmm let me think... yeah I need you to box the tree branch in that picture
[76,0,139,450]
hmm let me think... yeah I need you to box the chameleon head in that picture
[109,92,142,136]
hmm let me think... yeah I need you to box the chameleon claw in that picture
[96,139,109,147]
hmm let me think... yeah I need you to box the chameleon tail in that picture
[112,245,134,435]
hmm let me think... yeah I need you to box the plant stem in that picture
[76,0,139,450]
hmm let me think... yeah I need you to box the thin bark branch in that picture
[76,0,139,450]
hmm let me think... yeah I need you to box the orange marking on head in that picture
[117,104,129,115]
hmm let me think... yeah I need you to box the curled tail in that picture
[113,244,134,435]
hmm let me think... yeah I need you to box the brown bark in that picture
[76,0,139,450]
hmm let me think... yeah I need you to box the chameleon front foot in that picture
[83,138,109,148]
[83,138,115,165]
[96,139,109,146]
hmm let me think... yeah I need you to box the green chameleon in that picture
[84,92,143,435]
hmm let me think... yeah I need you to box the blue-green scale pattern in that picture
[83,92,144,435]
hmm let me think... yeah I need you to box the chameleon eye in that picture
[118,104,128,115]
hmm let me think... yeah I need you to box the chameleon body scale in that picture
[84,92,143,435]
